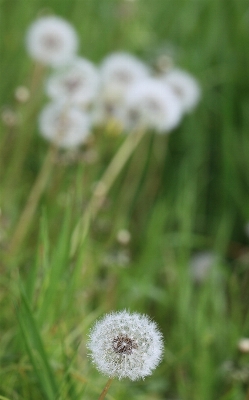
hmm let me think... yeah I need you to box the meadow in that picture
[1,0,249,399]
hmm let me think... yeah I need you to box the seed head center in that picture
[114,71,132,84]
[43,35,62,50]
[112,335,137,355]
[64,77,83,92]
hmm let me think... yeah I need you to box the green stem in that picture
[70,128,145,257]
[8,145,57,255]
[30,62,45,97]
[127,131,155,219]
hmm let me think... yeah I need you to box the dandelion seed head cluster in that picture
[87,310,163,380]
[25,16,201,147]
[26,16,78,66]
[94,53,150,127]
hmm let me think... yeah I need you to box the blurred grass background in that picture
[1,0,249,399]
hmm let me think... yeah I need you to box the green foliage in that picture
[1,0,249,399]
[17,292,59,400]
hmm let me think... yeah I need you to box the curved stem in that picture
[8,145,57,255]
[98,378,113,400]
[70,128,145,257]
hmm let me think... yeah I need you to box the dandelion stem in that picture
[30,62,45,97]
[98,378,113,400]
[70,127,145,256]
[8,145,57,254]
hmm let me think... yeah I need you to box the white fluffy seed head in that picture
[26,16,78,67]
[38,102,90,148]
[122,78,182,133]
[238,338,249,353]
[87,310,163,381]
[45,58,99,106]
[94,52,149,127]
[160,68,201,113]
[100,52,149,101]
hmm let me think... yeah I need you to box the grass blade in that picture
[17,292,59,400]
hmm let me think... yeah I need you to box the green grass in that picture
[1,0,249,399]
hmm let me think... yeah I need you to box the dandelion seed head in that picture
[87,310,163,380]
[94,53,148,128]
[116,229,131,245]
[100,52,149,99]
[1,108,18,127]
[26,16,78,66]
[38,102,90,148]
[123,78,182,132]
[46,58,99,106]
[15,86,30,103]
[161,68,201,113]
[238,338,249,353]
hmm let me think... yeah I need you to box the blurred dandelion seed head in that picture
[38,102,90,148]
[238,338,249,353]
[117,229,131,245]
[161,68,201,113]
[1,108,18,127]
[93,52,148,128]
[100,52,149,98]
[26,16,78,66]
[15,86,30,103]
[46,58,99,106]
[123,78,182,132]
[87,310,163,380]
